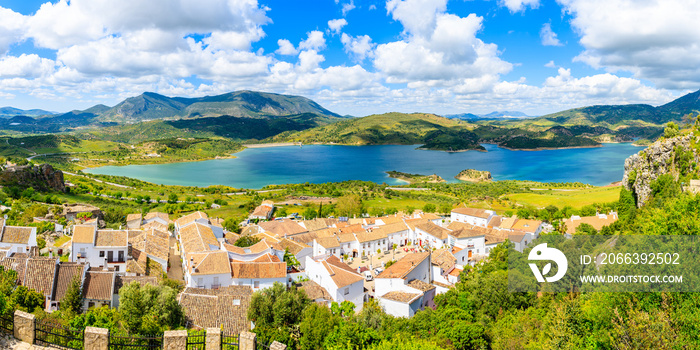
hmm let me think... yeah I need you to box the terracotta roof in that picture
[376,252,430,279]
[180,223,219,254]
[487,215,503,228]
[126,213,142,222]
[126,248,147,275]
[115,275,158,293]
[338,224,366,234]
[252,254,281,263]
[144,212,170,222]
[251,231,282,244]
[300,218,334,231]
[52,262,85,302]
[499,216,519,230]
[230,261,286,279]
[188,251,232,275]
[420,213,442,221]
[485,234,507,245]
[298,281,332,301]
[0,256,27,284]
[315,255,364,288]
[511,219,542,234]
[403,218,430,231]
[24,257,57,298]
[407,279,436,292]
[565,213,618,234]
[336,233,357,243]
[251,205,272,218]
[355,229,387,243]
[431,249,456,270]
[94,230,127,247]
[1,226,34,244]
[278,238,310,255]
[240,225,261,236]
[141,221,169,233]
[175,211,208,228]
[222,239,282,255]
[315,236,340,249]
[83,271,114,301]
[258,220,307,236]
[178,286,252,334]
[129,228,169,261]
[288,229,338,245]
[372,222,409,236]
[415,222,450,240]
[380,291,421,303]
[432,281,454,289]
[377,216,404,225]
[451,207,492,219]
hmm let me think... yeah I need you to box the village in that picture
[0,198,620,335]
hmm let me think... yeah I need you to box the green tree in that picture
[233,235,261,247]
[664,122,680,138]
[335,195,363,217]
[422,203,436,213]
[299,303,340,350]
[167,193,178,204]
[11,285,44,313]
[438,203,452,215]
[303,206,318,219]
[61,276,84,315]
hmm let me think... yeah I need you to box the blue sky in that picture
[0,0,696,116]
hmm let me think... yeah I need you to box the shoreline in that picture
[496,144,603,151]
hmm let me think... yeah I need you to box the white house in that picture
[450,208,495,227]
[71,226,128,272]
[230,255,287,291]
[185,251,233,289]
[413,222,450,249]
[375,252,435,318]
[128,228,170,272]
[511,219,544,239]
[312,237,341,258]
[355,230,389,257]
[337,233,359,258]
[0,221,37,256]
[305,255,365,311]
[279,238,313,270]
[431,249,457,286]
[373,222,410,248]
[174,211,210,233]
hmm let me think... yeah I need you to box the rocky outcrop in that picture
[455,169,492,182]
[622,134,700,207]
[0,163,66,192]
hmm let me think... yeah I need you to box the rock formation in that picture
[0,163,66,192]
[455,169,492,182]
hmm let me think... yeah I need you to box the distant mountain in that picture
[0,107,57,117]
[97,90,341,122]
[658,89,700,116]
[445,111,532,121]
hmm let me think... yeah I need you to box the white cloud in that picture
[540,23,561,46]
[545,60,556,68]
[0,7,27,54]
[276,39,298,55]
[374,4,511,90]
[341,34,374,61]
[559,0,700,89]
[499,0,539,13]
[0,54,54,78]
[342,1,356,16]
[328,18,348,35]
[369,5,377,10]
[299,31,326,51]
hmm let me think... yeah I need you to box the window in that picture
[254,281,260,289]
[88,302,95,308]
[233,299,241,306]
[99,251,105,257]
[115,266,119,272]
[344,288,349,295]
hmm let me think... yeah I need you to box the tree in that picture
[233,235,261,247]
[422,203,436,213]
[303,206,318,219]
[222,217,243,233]
[299,303,340,350]
[405,206,415,215]
[167,193,178,204]
[11,285,44,313]
[664,122,680,138]
[439,203,452,215]
[335,195,362,217]
[248,283,310,347]
[118,282,183,334]
[62,277,84,315]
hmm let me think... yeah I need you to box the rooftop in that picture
[380,291,421,304]
[1,226,35,245]
[178,286,252,334]
[83,271,114,301]
[94,230,128,247]
[451,207,492,219]
[376,252,430,279]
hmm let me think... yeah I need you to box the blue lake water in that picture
[84,143,642,189]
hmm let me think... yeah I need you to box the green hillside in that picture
[271,112,484,151]
[97,90,341,122]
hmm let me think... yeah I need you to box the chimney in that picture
[49,248,53,259]
[190,257,195,274]
[103,258,108,271]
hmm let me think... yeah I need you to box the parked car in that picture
[363,270,373,281]
[374,267,384,275]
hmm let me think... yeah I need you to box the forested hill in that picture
[96,90,341,122]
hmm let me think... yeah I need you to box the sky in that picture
[0,0,697,117]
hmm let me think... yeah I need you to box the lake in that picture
[84,143,642,189]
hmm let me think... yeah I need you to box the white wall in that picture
[450,212,491,227]
[232,277,287,291]
[387,230,410,247]
[187,272,233,289]
[305,256,365,311]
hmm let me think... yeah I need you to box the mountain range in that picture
[0,107,56,117]
[445,111,532,120]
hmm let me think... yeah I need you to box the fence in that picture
[0,313,13,334]
[257,339,271,350]
[221,333,238,350]
[109,333,164,350]
[35,318,84,350]
[186,329,206,350]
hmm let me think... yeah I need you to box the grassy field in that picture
[505,185,621,208]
